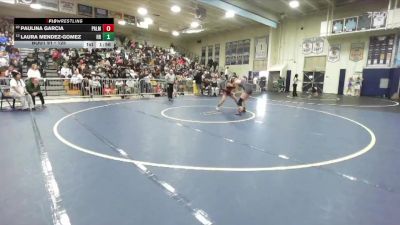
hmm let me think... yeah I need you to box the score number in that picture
[102,24,115,41]
[102,32,115,41]
[102,24,114,32]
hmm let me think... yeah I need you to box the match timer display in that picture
[14,18,115,49]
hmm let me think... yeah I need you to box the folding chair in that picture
[0,86,15,110]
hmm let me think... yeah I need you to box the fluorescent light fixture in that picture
[30,3,42,9]
[137,7,148,16]
[172,31,180,36]
[182,28,204,34]
[159,27,169,32]
[225,10,235,18]
[118,20,126,25]
[289,0,300,8]
[190,21,200,28]
[170,5,181,13]
[144,17,153,25]
[137,20,149,29]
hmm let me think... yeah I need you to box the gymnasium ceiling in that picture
[224,0,384,19]
[77,0,259,38]
[76,0,384,37]
[0,0,389,39]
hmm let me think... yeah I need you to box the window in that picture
[214,44,220,64]
[207,45,213,63]
[225,39,250,65]
[201,46,206,65]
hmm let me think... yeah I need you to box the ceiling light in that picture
[289,0,300,8]
[190,21,200,28]
[137,7,148,16]
[118,20,126,25]
[30,3,42,9]
[182,28,204,34]
[170,5,181,13]
[144,17,153,25]
[159,27,169,32]
[225,10,235,18]
[172,31,180,36]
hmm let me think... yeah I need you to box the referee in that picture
[165,69,175,101]
[292,74,299,97]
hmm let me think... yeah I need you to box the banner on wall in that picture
[77,3,93,17]
[344,17,357,32]
[59,0,75,14]
[17,0,35,4]
[109,11,122,20]
[255,36,268,59]
[38,0,58,11]
[332,19,344,34]
[372,11,387,29]
[125,15,136,25]
[357,13,372,30]
[94,7,108,18]
[349,43,364,62]
[367,34,395,66]
[302,38,312,55]
[312,37,324,54]
[331,11,386,35]
[328,44,341,63]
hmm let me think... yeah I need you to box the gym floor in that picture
[1,93,399,225]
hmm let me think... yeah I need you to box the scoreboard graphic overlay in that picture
[14,18,115,49]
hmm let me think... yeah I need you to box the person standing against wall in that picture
[224,66,229,79]
[292,74,299,97]
[354,76,362,96]
[165,69,175,101]
[346,77,354,96]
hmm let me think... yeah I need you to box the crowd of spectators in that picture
[0,17,243,110]
[49,40,230,97]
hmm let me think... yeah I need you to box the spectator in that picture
[354,76,362,96]
[27,64,41,79]
[70,69,83,89]
[59,63,72,78]
[26,78,45,108]
[9,71,34,110]
[5,65,14,77]
[9,48,21,62]
[10,58,22,73]
[278,76,285,92]
[210,75,219,97]
[194,70,202,96]
[207,58,213,69]
[0,51,9,67]
[0,66,7,85]
[143,73,151,93]
[23,53,38,69]
[224,66,229,78]
[346,77,354,96]
[212,61,218,72]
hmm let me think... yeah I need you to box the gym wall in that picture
[270,0,393,94]
[184,24,270,77]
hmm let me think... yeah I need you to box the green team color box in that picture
[102,32,115,41]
